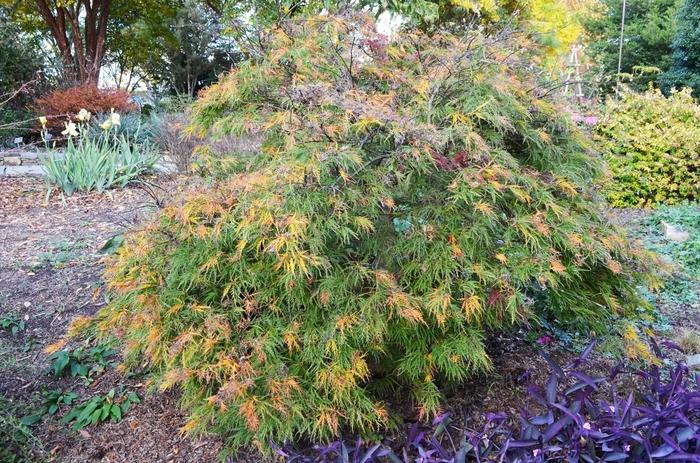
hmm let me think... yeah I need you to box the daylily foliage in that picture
[89,13,659,450]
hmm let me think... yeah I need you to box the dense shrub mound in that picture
[89,13,658,449]
[34,85,137,131]
[596,88,700,207]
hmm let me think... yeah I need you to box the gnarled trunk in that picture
[35,0,111,86]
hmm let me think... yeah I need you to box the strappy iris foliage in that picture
[88,13,659,450]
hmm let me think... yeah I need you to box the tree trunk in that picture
[34,0,112,87]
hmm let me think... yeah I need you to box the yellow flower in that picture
[61,121,79,137]
[109,109,121,126]
[39,116,47,127]
[76,108,91,122]
[100,119,113,131]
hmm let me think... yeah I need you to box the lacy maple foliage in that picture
[85,12,660,450]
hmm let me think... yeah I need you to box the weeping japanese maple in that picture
[86,13,660,450]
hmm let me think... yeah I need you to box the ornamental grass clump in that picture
[86,13,660,450]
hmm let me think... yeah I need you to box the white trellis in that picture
[563,44,585,103]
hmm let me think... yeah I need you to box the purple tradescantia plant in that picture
[270,342,700,463]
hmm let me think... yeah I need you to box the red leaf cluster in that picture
[33,85,137,130]
[431,150,470,171]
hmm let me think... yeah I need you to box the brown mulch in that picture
[0,176,238,463]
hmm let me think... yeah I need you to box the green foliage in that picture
[86,112,157,145]
[144,0,239,96]
[42,117,159,195]
[584,0,681,95]
[41,389,79,416]
[625,204,700,321]
[595,88,700,207]
[367,0,587,53]
[361,0,524,27]
[60,388,140,430]
[21,389,79,426]
[48,341,117,378]
[100,234,126,255]
[0,8,48,146]
[0,9,46,98]
[37,240,86,269]
[0,396,43,463]
[638,204,700,276]
[91,13,658,450]
[661,0,700,97]
[0,312,25,336]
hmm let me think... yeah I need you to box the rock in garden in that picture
[2,156,21,166]
[661,221,690,242]
[688,354,700,371]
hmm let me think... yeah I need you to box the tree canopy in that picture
[0,8,47,101]
[661,0,700,96]
[584,0,681,94]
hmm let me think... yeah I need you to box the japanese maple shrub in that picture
[86,13,659,450]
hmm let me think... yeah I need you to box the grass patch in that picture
[0,395,44,463]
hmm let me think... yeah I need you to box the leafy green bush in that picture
[22,389,79,425]
[87,13,658,450]
[0,312,25,336]
[42,113,159,195]
[47,341,117,378]
[60,388,140,430]
[595,88,700,207]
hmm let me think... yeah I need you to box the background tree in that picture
[362,0,591,72]
[26,0,111,85]
[1,0,216,88]
[103,0,178,91]
[0,9,48,100]
[141,0,240,97]
[0,8,51,143]
[584,0,681,94]
[661,0,700,96]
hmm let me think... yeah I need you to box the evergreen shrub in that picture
[86,13,659,450]
[596,88,700,207]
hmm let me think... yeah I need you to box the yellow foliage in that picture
[550,259,567,274]
[461,294,483,321]
[622,324,658,364]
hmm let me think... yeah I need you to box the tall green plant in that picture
[85,13,659,451]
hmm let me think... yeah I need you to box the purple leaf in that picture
[650,444,676,458]
[543,416,572,442]
[546,374,558,403]
[538,350,565,378]
[602,452,628,461]
[506,439,539,448]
